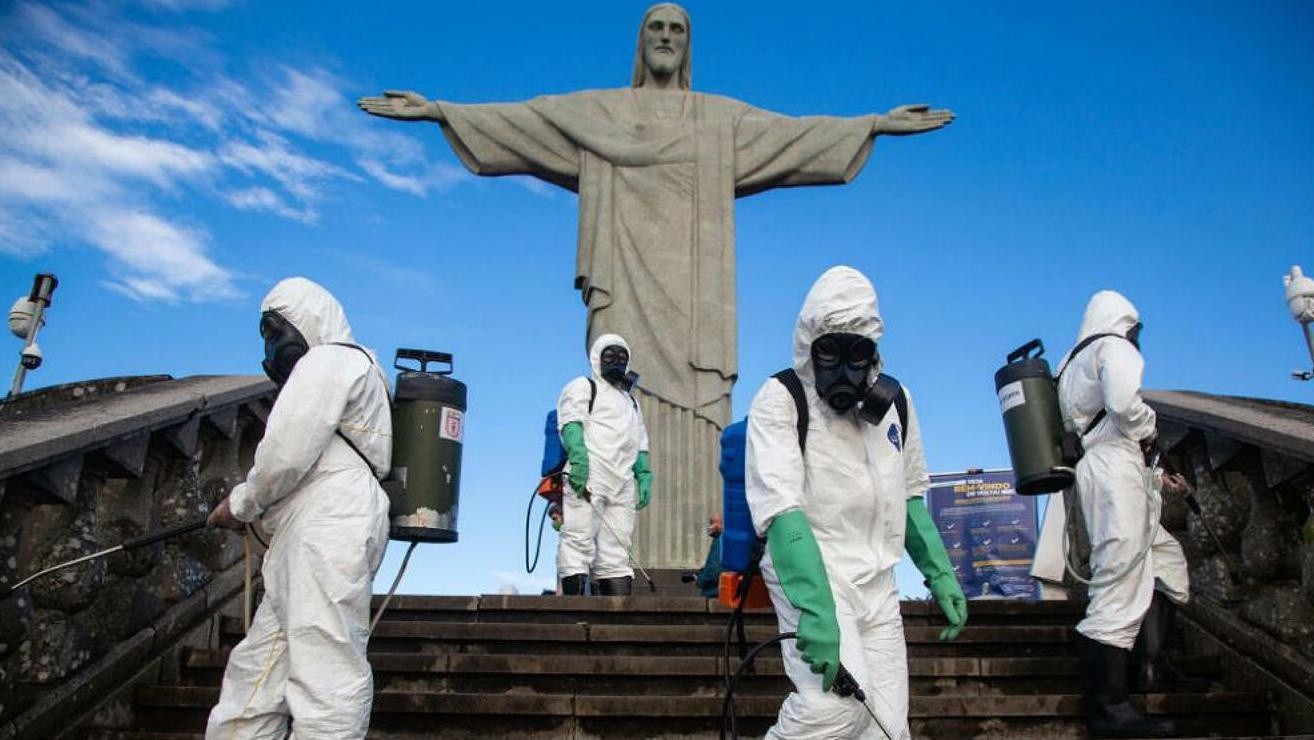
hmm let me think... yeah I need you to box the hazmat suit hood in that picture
[1076,290,1140,342]
[1058,290,1142,374]
[792,266,884,386]
[261,277,355,348]
[590,333,632,381]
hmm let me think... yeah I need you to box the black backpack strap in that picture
[1056,333,1132,438]
[771,369,809,453]
[1082,409,1108,437]
[335,428,382,480]
[893,384,909,445]
[583,377,637,413]
[1056,333,1126,380]
[327,342,384,479]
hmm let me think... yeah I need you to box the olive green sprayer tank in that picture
[385,348,466,542]
[994,339,1074,495]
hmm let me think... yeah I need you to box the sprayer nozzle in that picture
[832,664,866,702]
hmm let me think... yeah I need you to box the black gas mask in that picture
[1126,321,1143,350]
[599,344,631,389]
[810,332,876,413]
[260,310,309,387]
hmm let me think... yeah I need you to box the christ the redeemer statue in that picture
[359,3,953,569]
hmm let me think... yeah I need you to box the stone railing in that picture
[1147,391,1314,732]
[0,375,273,739]
[1065,390,1314,732]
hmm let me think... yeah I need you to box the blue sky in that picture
[2,1,1311,598]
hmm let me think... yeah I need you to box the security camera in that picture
[8,297,41,339]
[20,341,42,370]
[1285,266,1314,323]
[1285,266,1314,381]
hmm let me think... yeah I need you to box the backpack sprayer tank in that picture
[719,420,753,572]
[717,419,770,608]
[995,339,1074,495]
[385,348,466,542]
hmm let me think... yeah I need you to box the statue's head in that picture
[632,3,691,90]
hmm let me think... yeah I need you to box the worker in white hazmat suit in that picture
[206,277,392,739]
[746,267,966,739]
[1057,289,1194,738]
[556,333,653,596]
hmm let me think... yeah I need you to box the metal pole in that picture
[1302,322,1314,375]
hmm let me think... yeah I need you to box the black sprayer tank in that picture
[994,339,1074,495]
[385,349,466,542]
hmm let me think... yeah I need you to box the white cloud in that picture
[356,159,426,196]
[0,159,103,204]
[88,210,235,302]
[242,66,465,198]
[356,158,467,197]
[138,0,235,12]
[220,131,358,202]
[12,4,133,78]
[0,206,52,258]
[27,122,215,187]
[262,67,342,140]
[0,25,236,301]
[224,186,316,223]
[0,1,478,303]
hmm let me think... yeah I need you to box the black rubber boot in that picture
[595,576,633,596]
[1132,591,1213,693]
[560,574,589,595]
[1078,634,1177,738]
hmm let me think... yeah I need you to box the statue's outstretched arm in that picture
[873,104,954,136]
[357,90,445,123]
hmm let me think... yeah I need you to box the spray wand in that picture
[1155,451,1242,585]
[582,489,658,593]
[7,517,209,595]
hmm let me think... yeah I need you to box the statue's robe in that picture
[438,87,877,566]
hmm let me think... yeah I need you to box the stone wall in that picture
[0,376,273,739]
[1145,392,1314,658]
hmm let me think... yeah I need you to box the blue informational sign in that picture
[927,470,1039,600]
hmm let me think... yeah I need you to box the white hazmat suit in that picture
[747,267,929,740]
[556,334,650,582]
[1057,290,1188,651]
[207,278,392,739]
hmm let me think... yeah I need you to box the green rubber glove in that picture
[767,508,841,691]
[633,451,653,510]
[560,422,589,497]
[905,497,968,641]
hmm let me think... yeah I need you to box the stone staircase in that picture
[6,383,1313,738]
[79,594,1301,739]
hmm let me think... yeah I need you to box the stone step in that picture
[369,594,1088,626]
[220,617,1082,658]
[180,649,1221,697]
[128,686,1276,738]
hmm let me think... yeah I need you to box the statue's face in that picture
[641,7,688,78]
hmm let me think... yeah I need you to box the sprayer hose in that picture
[524,481,552,574]
[1061,469,1161,588]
